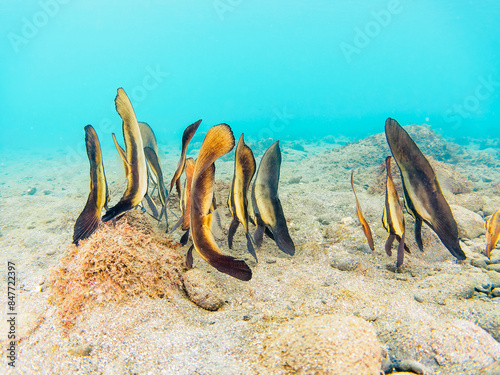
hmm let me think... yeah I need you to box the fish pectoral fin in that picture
[73,195,101,245]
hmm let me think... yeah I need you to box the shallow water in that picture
[2,2,500,374]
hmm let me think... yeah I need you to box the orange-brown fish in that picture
[382,156,410,267]
[73,125,110,244]
[350,170,375,251]
[103,88,148,222]
[486,209,500,258]
[385,118,465,261]
[170,119,202,196]
[190,124,252,281]
[228,134,257,260]
[170,157,196,245]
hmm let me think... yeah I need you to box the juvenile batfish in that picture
[73,125,110,244]
[190,124,252,281]
[251,141,295,255]
[139,122,169,221]
[350,170,375,251]
[228,134,257,261]
[382,156,410,267]
[170,157,196,245]
[486,209,500,258]
[170,119,202,196]
[102,88,148,222]
[385,118,465,261]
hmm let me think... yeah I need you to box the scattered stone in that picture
[341,216,354,225]
[487,264,500,273]
[288,176,302,184]
[26,187,36,195]
[43,190,52,195]
[414,294,424,303]
[265,259,276,264]
[317,215,330,225]
[451,204,486,239]
[394,359,431,375]
[257,315,382,374]
[330,257,358,271]
[70,345,92,357]
[243,315,251,321]
[492,288,500,297]
[380,319,500,373]
[183,268,225,311]
[471,257,488,269]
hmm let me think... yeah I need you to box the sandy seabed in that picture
[1,125,500,374]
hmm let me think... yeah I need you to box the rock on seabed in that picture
[258,314,383,375]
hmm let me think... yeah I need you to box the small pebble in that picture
[487,264,500,273]
[492,288,500,297]
[414,294,424,303]
[243,315,251,321]
[70,345,92,357]
[266,259,277,264]
[330,257,358,272]
[288,176,302,184]
[43,190,52,195]
[26,187,36,195]
[471,258,488,269]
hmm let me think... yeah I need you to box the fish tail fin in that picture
[228,219,239,249]
[73,195,100,244]
[102,200,134,222]
[209,253,252,281]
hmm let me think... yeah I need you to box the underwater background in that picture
[2,0,500,155]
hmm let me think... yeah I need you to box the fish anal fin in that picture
[228,219,239,249]
[73,193,100,244]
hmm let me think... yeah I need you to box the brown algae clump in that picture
[49,211,185,330]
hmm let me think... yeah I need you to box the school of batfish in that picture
[73,88,500,280]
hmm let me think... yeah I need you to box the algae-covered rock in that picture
[451,204,486,239]
[380,319,500,373]
[183,268,225,311]
[258,314,383,374]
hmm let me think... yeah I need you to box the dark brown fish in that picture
[350,170,375,251]
[251,141,295,255]
[228,134,257,260]
[102,88,148,222]
[382,156,409,267]
[73,125,110,244]
[385,118,465,261]
[190,124,252,281]
[170,119,202,196]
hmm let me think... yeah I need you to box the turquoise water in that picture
[2,0,499,154]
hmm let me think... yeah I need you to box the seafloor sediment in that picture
[1,125,500,374]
